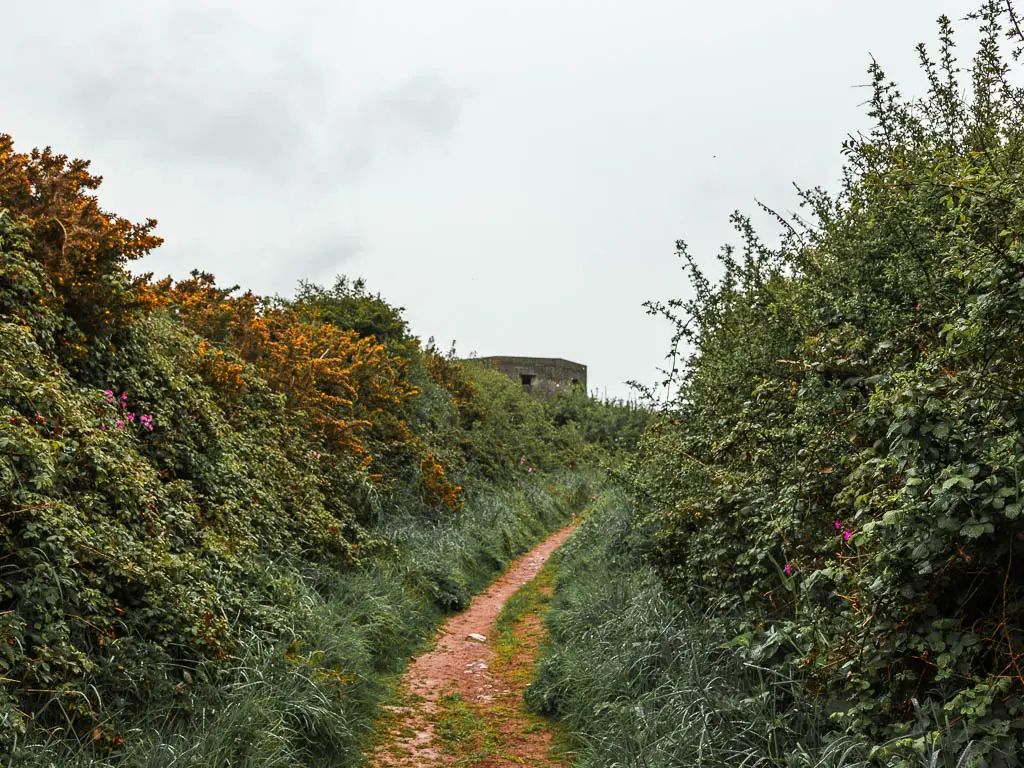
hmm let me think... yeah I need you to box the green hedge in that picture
[0,202,607,762]
[630,7,1024,764]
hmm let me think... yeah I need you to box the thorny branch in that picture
[1008,0,1024,45]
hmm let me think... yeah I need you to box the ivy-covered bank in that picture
[0,134,641,764]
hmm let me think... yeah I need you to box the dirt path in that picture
[367,524,575,768]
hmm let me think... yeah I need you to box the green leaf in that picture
[942,476,962,491]
[959,522,991,539]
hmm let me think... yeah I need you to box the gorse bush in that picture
[631,3,1024,763]
[0,128,620,763]
[0,136,161,364]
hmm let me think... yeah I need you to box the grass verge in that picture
[18,472,595,767]
[526,488,991,768]
[525,488,858,767]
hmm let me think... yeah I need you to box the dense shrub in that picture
[0,135,160,358]
[0,127,623,763]
[543,387,650,458]
[631,5,1024,763]
[530,493,882,767]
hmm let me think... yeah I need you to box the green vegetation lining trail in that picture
[368,521,576,768]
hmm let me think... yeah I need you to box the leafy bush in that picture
[530,492,882,767]
[543,386,650,457]
[532,489,991,767]
[0,125,617,763]
[456,362,585,481]
[632,5,1024,763]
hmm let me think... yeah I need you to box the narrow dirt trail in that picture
[367,524,576,768]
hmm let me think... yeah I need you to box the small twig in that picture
[75,543,145,577]
[1002,540,1024,686]
[49,217,69,262]
[1008,0,1024,44]
[0,503,53,520]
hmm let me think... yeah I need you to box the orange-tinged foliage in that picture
[240,310,415,457]
[153,270,261,344]
[194,340,248,396]
[154,271,420,466]
[0,134,162,340]
[420,451,464,510]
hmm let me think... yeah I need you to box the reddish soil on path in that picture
[367,524,576,768]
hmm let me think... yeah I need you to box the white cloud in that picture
[1,0,977,396]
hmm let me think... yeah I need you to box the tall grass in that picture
[15,472,592,767]
[528,490,979,768]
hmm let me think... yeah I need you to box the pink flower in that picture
[103,389,113,397]
[834,520,842,530]
[528,468,534,473]
[115,420,125,429]
[121,393,128,402]
[843,529,853,541]
[520,456,526,465]
[127,413,136,423]
[100,424,107,431]
[784,564,792,575]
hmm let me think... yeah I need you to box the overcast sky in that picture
[3,1,974,398]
